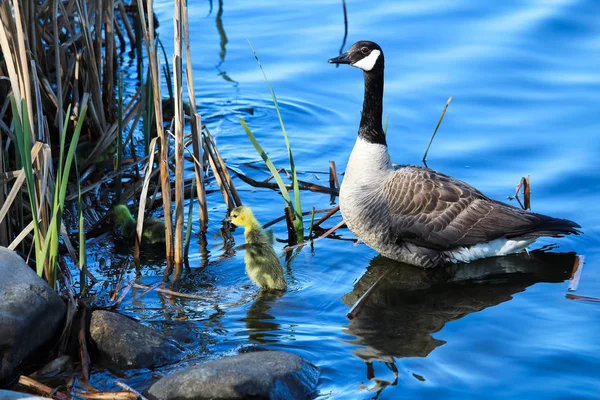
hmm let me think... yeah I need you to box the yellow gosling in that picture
[112,204,166,244]
[229,206,287,291]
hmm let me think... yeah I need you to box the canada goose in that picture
[228,206,287,291]
[112,204,165,244]
[328,41,580,268]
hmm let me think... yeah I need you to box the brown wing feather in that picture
[384,166,580,250]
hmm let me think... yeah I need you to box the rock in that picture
[0,390,48,399]
[146,351,319,400]
[89,310,183,370]
[0,247,66,386]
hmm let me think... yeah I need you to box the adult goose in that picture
[328,40,580,268]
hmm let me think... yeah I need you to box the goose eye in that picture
[361,47,369,54]
[232,214,237,218]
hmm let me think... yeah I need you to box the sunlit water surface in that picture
[82,1,600,398]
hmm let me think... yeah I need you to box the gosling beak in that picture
[224,216,231,222]
[328,51,351,65]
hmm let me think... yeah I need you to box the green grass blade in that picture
[248,41,303,240]
[240,118,292,207]
[157,37,173,103]
[308,206,315,239]
[12,97,43,275]
[383,113,389,136]
[74,154,87,295]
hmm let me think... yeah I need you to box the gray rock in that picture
[146,351,319,400]
[89,310,182,369]
[0,390,48,399]
[0,247,66,386]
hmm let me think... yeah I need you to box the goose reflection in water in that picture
[341,250,575,396]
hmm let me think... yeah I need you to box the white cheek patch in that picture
[351,49,381,71]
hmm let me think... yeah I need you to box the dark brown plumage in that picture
[385,166,580,251]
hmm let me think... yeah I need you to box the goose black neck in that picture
[358,70,385,146]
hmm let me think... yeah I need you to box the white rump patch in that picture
[352,49,381,71]
[447,238,536,264]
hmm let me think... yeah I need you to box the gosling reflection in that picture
[240,290,283,344]
[343,250,575,361]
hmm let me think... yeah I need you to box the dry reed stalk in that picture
[181,1,208,230]
[173,0,185,263]
[136,137,159,257]
[53,0,63,135]
[329,160,340,188]
[18,375,69,400]
[115,381,149,400]
[203,129,235,209]
[284,206,296,242]
[104,0,115,114]
[511,175,531,210]
[313,205,340,228]
[78,391,139,399]
[137,0,174,260]
[0,135,7,246]
[205,128,242,207]
[423,95,453,162]
[79,307,91,382]
[263,207,334,229]
[329,160,340,203]
[192,115,208,230]
[117,1,135,45]
[283,219,346,252]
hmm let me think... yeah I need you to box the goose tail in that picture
[521,213,581,238]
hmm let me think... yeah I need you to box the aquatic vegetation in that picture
[240,43,304,243]
[229,206,287,291]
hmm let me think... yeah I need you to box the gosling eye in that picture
[232,213,238,218]
[361,47,369,54]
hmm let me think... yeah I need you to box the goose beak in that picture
[328,51,351,65]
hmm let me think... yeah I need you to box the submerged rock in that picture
[0,390,48,399]
[89,310,183,370]
[146,351,319,400]
[0,247,66,386]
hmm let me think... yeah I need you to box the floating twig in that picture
[566,294,600,303]
[133,283,213,301]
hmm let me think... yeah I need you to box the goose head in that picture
[328,40,384,73]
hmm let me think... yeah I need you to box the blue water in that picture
[86,1,600,398]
